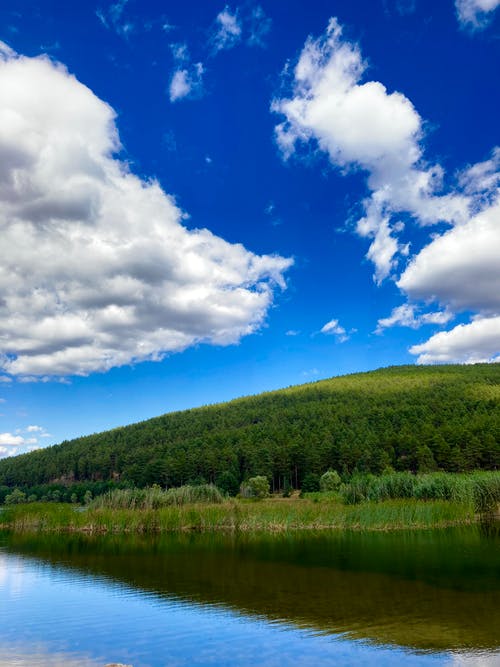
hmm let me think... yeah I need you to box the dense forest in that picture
[0,364,499,498]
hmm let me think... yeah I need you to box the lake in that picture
[0,525,499,666]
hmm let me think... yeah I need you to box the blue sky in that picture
[0,0,499,456]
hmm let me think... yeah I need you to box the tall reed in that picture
[340,471,500,514]
[89,484,224,510]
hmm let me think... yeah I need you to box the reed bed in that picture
[88,484,224,510]
[1,473,497,534]
[337,471,500,513]
[0,497,476,534]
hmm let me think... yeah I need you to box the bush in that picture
[320,470,341,492]
[301,473,320,493]
[240,476,270,499]
[4,488,27,505]
[216,471,240,497]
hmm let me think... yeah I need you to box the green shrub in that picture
[341,476,372,504]
[301,473,320,493]
[4,488,27,505]
[215,471,240,496]
[320,470,341,492]
[240,476,270,499]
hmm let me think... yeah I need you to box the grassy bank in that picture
[2,473,498,533]
[0,496,480,533]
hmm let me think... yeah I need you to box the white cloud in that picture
[0,41,15,58]
[274,18,500,364]
[410,316,500,364]
[398,194,500,363]
[169,63,204,102]
[17,375,71,384]
[168,43,205,102]
[0,45,292,378]
[96,0,134,38]
[247,6,272,47]
[455,0,500,29]
[211,6,242,52]
[0,432,25,447]
[173,6,270,105]
[0,376,12,383]
[320,318,348,342]
[0,424,51,458]
[0,399,5,403]
[376,304,453,333]
[273,18,469,282]
[302,367,320,377]
[398,199,500,314]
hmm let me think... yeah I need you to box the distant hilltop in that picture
[0,364,499,494]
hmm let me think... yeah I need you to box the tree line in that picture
[0,364,498,497]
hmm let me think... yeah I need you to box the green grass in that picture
[0,496,478,534]
[2,473,498,534]
[88,484,224,510]
[336,471,500,513]
[0,472,500,533]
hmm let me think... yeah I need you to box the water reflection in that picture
[0,643,102,667]
[1,526,499,666]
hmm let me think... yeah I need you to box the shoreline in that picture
[0,497,488,534]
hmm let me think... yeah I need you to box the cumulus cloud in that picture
[398,195,500,363]
[0,424,51,458]
[0,44,292,378]
[0,432,28,458]
[274,18,500,364]
[320,318,348,342]
[273,18,468,282]
[0,433,24,447]
[211,6,242,52]
[398,200,500,314]
[376,304,453,333]
[455,0,500,29]
[26,425,43,432]
[410,317,500,364]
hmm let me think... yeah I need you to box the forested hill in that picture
[1,364,499,492]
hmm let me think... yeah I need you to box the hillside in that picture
[0,365,499,493]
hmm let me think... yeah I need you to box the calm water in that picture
[0,525,499,666]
